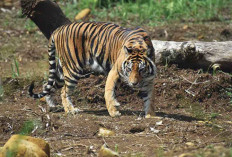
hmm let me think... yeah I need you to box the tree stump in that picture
[21,0,71,39]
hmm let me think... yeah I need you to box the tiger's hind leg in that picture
[45,61,65,112]
[61,80,81,114]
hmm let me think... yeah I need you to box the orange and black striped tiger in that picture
[29,22,156,117]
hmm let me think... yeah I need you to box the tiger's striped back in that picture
[53,22,154,74]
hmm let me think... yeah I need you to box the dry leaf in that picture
[98,144,119,157]
[40,97,46,102]
[183,25,189,30]
[75,8,91,21]
[178,153,194,157]
[198,35,204,39]
[98,127,115,137]
[185,142,194,147]
[145,114,162,119]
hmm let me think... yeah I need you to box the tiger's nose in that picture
[131,82,139,86]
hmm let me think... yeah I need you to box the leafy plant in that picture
[11,57,20,78]
[226,87,232,104]
[230,147,232,157]
[208,112,219,120]
[19,120,36,135]
[114,144,118,152]
[24,20,37,32]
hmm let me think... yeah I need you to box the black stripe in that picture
[65,76,78,84]
[81,23,92,62]
[138,91,148,98]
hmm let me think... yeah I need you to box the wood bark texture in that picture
[21,0,71,39]
[152,40,232,72]
[20,0,232,72]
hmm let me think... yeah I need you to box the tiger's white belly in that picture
[90,59,104,73]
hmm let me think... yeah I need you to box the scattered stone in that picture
[0,134,50,157]
[150,127,160,134]
[156,121,163,126]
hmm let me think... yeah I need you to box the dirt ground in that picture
[0,2,232,157]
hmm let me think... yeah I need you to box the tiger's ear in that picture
[124,46,132,54]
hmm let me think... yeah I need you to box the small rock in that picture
[0,134,50,157]
[150,127,160,133]
[156,121,163,126]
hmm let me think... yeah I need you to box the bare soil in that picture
[0,3,232,157]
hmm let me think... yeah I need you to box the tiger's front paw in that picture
[69,107,83,115]
[145,114,155,119]
[114,101,120,107]
[108,110,121,117]
[64,106,82,115]
[145,110,156,118]
[106,101,121,117]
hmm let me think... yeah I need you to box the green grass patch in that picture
[59,0,232,27]
[178,98,222,121]
[0,44,16,61]
[195,145,232,157]
[24,20,37,32]
[11,57,20,78]
[19,120,36,135]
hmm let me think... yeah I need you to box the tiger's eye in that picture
[126,67,131,72]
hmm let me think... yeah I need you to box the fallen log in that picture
[152,40,232,72]
[20,0,232,72]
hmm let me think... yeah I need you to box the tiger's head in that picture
[120,36,156,88]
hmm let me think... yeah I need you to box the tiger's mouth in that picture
[128,82,141,89]
[123,77,144,89]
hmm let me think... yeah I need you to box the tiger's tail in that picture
[28,36,56,99]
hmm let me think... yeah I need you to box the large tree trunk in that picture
[20,0,232,72]
[21,0,71,39]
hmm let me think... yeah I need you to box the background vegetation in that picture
[58,0,232,26]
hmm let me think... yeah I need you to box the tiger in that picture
[29,21,157,117]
